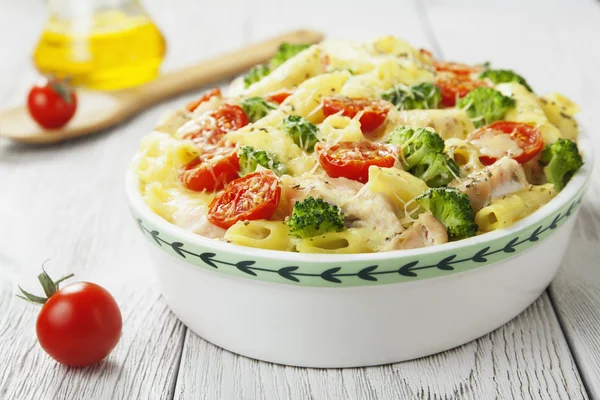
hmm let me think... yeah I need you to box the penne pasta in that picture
[444,138,485,175]
[225,220,294,251]
[475,184,557,232]
[295,228,375,254]
[133,37,583,254]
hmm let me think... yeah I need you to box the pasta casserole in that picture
[133,37,583,254]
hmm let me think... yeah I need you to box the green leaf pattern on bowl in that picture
[132,194,583,287]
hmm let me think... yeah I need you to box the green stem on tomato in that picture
[16,264,75,305]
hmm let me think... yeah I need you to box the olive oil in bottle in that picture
[34,1,166,90]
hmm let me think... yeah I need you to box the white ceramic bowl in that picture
[126,136,593,368]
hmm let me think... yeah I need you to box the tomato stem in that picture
[49,79,74,105]
[16,287,49,304]
[38,271,56,298]
[16,264,75,305]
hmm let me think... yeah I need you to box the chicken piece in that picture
[388,108,475,140]
[523,153,546,185]
[172,208,226,239]
[281,175,405,242]
[281,175,364,215]
[381,213,448,251]
[452,157,528,212]
[345,185,406,236]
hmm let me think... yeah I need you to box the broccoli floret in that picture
[416,187,477,240]
[270,43,310,69]
[241,97,277,122]
[388,127,445,169]
[244,65,270,88]
[280,115,320,152]
[288,197,345,238]
[456,87,516,128]
[480,69,533,92]
[411,153,460,188]
[538,138,583,191]
[381,82,441,110]
[238,146,286,176]
[388,127,457,187]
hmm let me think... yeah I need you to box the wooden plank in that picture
[0,0,44,105]
[0,98,186,399]
[0,111,186,399]
[422,0,600,396]
[550,218,600,400]
[550,177,600,398]
[0,0,244,398]
[542,0,600,395]
[0,0,593,398]
[174,295,586,400]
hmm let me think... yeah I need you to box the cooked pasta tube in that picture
[475,184,557,232]
[225,220,294,251]
[296,228,375,254]
[444,138,485,175]
[365,166,429,217]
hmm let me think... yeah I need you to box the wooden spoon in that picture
[0,29,323,144]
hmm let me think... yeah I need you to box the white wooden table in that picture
[1,0,599,398]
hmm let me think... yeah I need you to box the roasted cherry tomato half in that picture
[179,145,241,192]
[469,121,544,166]
[27,79,77,129]
[436,75,489,107]
[322,97,391,133]
[18,269,122,367]
[185,88,222,112]
[266,90,293,104]
[316,141,397,183]
[182,103,248,144]
[207,170,281,229]
[433,61,483,76]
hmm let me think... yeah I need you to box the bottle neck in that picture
[46,0,144,20]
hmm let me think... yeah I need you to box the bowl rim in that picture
[126,134,594,263]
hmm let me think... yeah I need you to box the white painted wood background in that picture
[0,0,598,399]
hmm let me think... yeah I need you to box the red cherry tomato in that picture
[266,90,293,104]
[27,79,77,129]
[434,61,483,76]
[322,97,391,133]
[182,104,248,144]
[179,145,241,192]
[316,141,397,183]
[36,282,122,367]
[436,75,489,107]
[207,171,281,229]
[185,88,222,112]
[19,269,121,367]
[469,121,544,166]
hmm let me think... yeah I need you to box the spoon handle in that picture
[0,30,323,145]
[129,29,324,108]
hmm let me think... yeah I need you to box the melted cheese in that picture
[470,130,523,159]
[319,40,378,74]
[341,59,433,98]
[496,82,562,144]
[132,36,581,254]
[388,108,475,140]
[225,126,317,176]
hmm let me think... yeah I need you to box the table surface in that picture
[1,0,599,399]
